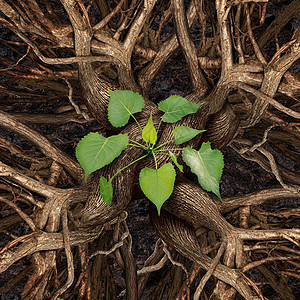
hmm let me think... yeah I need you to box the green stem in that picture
[152,151,158,170]
[157,118,163,133]
[110,154,148,181]
[155,148,184,153]
[154,139,175,151]
[129,139,147,149]
[131,114,143,133]
[129,144,143,148]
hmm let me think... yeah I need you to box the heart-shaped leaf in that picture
[142,112,157,145]
[100,176,113,205]
[169,151,183,172]
[182,142,224,201]
[76,132,128,181]
[173,126,205,144]
[139,163,176,215]
[158,95,203,123]
[108,89,145,127]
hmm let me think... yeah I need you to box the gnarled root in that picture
[149,205,259,299]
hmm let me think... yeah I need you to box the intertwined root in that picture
[1,0,300,298]
[149,206,257,299]
[0,90,299,299]
[0,171,299,299]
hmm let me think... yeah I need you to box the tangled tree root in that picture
[0,0,300,299]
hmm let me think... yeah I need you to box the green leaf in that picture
[158,95,203,123]
[142,112,157,145]
[100,176,113,205]
[173,126,205,145]
[182,142,224,201]
[168,151,183,172]
[108,89,145,127]
[76,132,128,181]
[139,163,176,215]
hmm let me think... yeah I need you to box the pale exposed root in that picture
[0,0,299,298]
[51,208,74,300]
[149,205,260,299]
[193,242,226,300]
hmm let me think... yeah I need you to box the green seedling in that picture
[76,90,224,215]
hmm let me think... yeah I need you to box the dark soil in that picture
[0,0,299,299]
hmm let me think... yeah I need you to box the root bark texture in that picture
[0,0,299,299]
